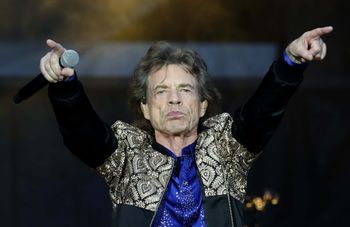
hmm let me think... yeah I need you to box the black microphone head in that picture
[60,49,80,68]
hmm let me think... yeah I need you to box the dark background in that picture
[1,0,350,226]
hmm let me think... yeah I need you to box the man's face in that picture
[141,64,208,137]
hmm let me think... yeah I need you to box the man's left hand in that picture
[285,26,333,64]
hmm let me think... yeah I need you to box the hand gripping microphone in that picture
[13,49,80,104]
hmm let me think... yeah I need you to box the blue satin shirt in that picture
[152,142,206,227]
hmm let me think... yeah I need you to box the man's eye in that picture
[181,89,191,93]
[156,90,166,94]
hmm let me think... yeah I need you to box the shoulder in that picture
[202,112,233,134]
[111,121,153,149]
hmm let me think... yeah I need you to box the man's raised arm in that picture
[41,39,117,168]
[233,26,333,153]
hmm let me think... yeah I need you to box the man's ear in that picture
[140,102,150,120]
[200,100,208,117]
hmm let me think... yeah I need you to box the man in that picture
[41,26,332,226]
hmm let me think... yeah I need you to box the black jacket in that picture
[48,57,304,226]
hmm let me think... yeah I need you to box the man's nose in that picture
[168,91,182,105]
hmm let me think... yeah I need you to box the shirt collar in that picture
[152,141,197,159]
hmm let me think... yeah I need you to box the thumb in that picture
[61,67,75,77]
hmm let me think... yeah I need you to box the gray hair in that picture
[128,41,222,133]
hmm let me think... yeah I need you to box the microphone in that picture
[13,49,80,104]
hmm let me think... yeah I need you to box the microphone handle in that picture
[13,73,48,104]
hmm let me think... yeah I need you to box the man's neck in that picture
[155,131,198,157]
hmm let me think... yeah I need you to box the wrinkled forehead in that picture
[147,64,197,89]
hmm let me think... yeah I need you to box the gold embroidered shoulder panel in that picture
[96,121,174,211]
[196,113,259,202]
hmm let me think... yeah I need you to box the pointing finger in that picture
[46,39,65,55]
[304,26,333,41]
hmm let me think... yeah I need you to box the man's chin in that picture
[165,125,199,136]
[165,124,188,135]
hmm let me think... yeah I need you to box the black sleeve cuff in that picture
[48,73,82,101]
[274,56,306,85]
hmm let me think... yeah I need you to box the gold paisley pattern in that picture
[198,113,259,202]
[96,113,259,211]
[96,122,174,211]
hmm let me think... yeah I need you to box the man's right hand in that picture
[40,39,75,83]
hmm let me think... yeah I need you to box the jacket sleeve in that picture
[232,56,306,153]
[48,78,117,168]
